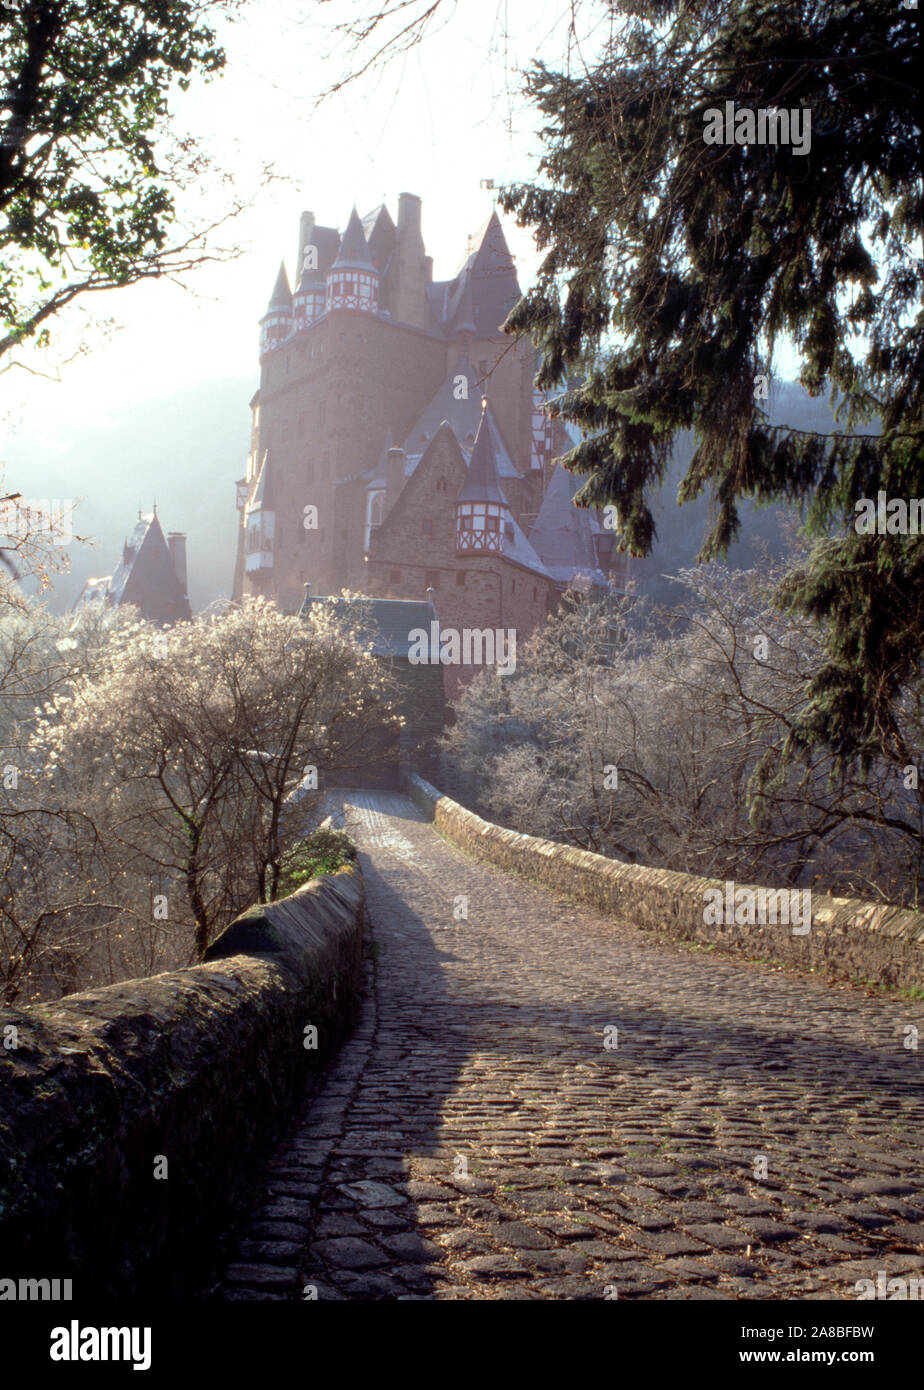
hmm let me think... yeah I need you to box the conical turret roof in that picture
[333,207,377,272]
[457,405,507,506]
[267,261,292,310]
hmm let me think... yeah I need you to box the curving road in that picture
[214,790,924,1300]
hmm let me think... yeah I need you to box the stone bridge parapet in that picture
[405,773,924,992]
[0,864,364,1298]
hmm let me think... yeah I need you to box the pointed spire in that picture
[268,260,292,309]
[362,203,396,272]
[457,403,507,506]
[333,206,376,271]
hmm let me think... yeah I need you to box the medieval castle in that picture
[231,194,629,696]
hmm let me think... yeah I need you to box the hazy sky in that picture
[3,0,604,449]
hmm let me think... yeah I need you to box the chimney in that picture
[396,192,422,239]
[392,194,427,329]
[384,446,406,518]
[167,532,188,598]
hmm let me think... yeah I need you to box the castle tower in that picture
[388,192,429,330]
[456,404,512,555]
[326,207,379,313]
[235,193,547,610]
[259,262,292,355]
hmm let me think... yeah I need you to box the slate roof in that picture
[73,512,191,620]
[453,272,476,335]
[333,207,376,272]
[271,202,520,340]
[107,513,159,605]
[502,515,551,577]
[267,261,292,310]
[298,595,438,657]
[450,211,521,336]
[457,408,507,505]
[427,211,521,340]
[295,225,340,290]
[528,462,608,587]
[362,204,396,273]
[399,353,519,479]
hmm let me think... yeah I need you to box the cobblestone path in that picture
[215,790,924,1300]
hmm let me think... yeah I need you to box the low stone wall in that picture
[406,773,924,991]
[0,864,364,1299]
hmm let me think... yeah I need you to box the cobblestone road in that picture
[215,790,924,1300]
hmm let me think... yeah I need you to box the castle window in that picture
[422,519,433,536]
[511,580,516,593]
[456,500,505,554]
[390,569,402,585]
[425,570,439,591]
[533,586,537,600]
[456,571,466,586]
[436,478,447,492]
[364,490,385,552]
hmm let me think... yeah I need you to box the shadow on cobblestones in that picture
[211,792,924,1301]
